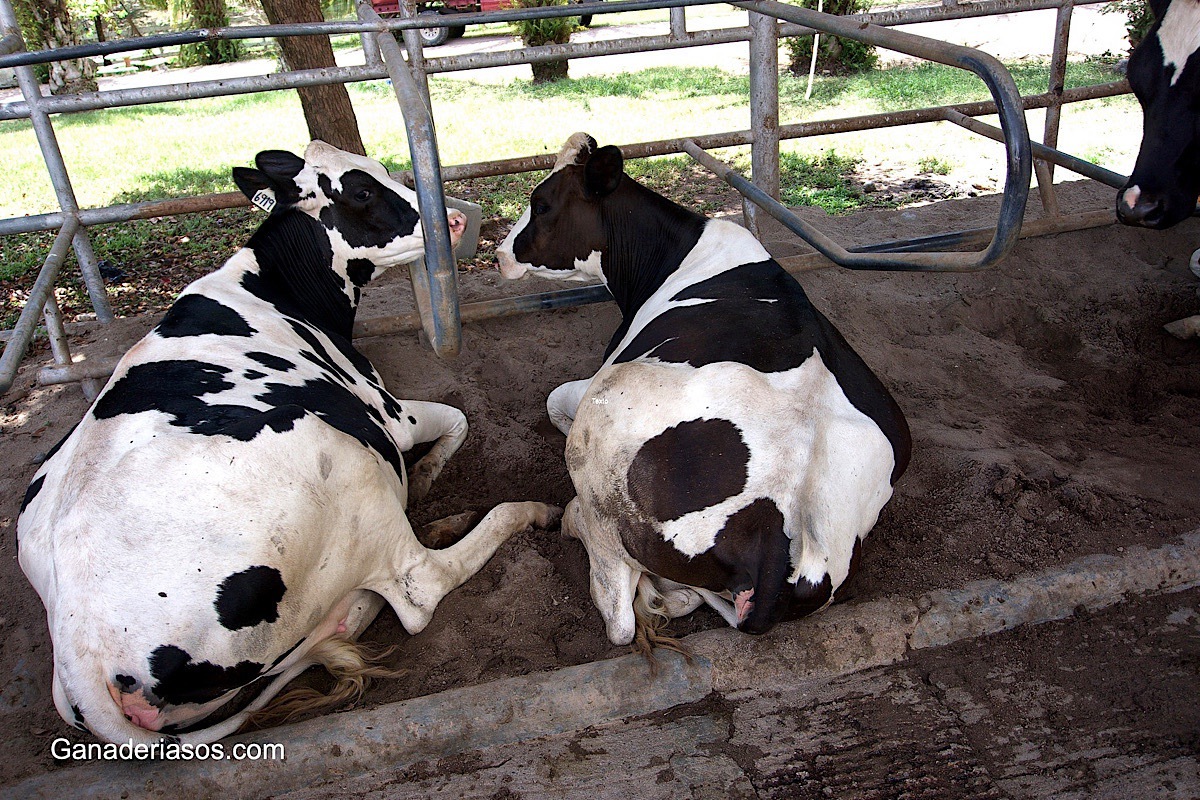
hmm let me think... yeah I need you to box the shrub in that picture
[510,0,576,84]
[1101,0,1155,53]
[784,0,877,77]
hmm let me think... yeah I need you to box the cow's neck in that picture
[245,210,357,340]
[601,180,708,319]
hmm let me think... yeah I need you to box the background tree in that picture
[511,0,574,85]
[176,0,242,65]
[258,0,366,154]
[1101,0,1154,53]
[785,0,877,77]
[13,0,99,93]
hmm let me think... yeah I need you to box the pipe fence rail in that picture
[0,0,1135,393]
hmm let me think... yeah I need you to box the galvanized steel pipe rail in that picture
[0,0,1138,390]
[693,0,1033,271]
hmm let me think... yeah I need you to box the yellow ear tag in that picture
[251,190,277,213]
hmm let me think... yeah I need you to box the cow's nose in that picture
[1117,184,1166,227]
[107,681,163,731]
[495,248,527,280]
[447,209,467,246]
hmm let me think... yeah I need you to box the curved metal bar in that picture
[717,0,1032,271]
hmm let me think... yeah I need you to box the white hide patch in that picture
[1121,185,1142,211]
[301,140,420,212]
[1159,0,1200,86]
[553,132,596,173]
[522,250,605,283]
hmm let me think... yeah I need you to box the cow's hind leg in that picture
[416,510,480,549]
[564,498,640,646]
[402,400,468,503]
[377,501,562,634]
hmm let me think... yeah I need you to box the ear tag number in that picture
[251,190,277,213]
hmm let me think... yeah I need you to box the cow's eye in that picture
[533,200,551,216]
[354,189,372,203]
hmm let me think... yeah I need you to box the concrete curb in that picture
[6,531,1198,800]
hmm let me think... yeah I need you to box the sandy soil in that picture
[1,180,1198,786]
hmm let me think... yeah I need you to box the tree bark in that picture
[531,60,569,84]
[15,0,97,94]
[260,0,366,155]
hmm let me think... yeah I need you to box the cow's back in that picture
[565,353,897,610]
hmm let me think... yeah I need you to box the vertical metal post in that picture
[0,0,113,325]
[366,5,461,357]
[0,216,78,395]
[747,8,780,237]
[669,6,687,38]
[398,0,431,106]
[357,0,383,67]
[43,293,100,400]
[1037,0,1073,217]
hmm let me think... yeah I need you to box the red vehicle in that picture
[371,0,597,47]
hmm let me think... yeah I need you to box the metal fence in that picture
[0,0,1132,395]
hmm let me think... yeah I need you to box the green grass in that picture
[917,155,952,175]
[0,55,1142,328]
[0,58,1131,217]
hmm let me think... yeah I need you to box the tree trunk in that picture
[179,0,242,66]
[531,59,569,85]
[259,0,366,156]
[16,0,98,94]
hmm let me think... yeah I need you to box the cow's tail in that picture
[630,574,690,673]
[246,637,402,728]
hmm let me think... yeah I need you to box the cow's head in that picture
[495,132,618,282]
[1117,0,1200,229]
[233,141,466,296]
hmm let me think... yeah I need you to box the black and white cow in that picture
[17,141,557,744]
[1117,0,1199,230]
[1116,0,1200,337]
[496,134,911,645]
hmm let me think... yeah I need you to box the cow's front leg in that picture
[377,501,563,633]
[403,400,469,503]
[547,378,592,435]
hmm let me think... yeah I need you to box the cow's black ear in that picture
[585,145,624,198]
[1147,0,1168,21]
[255,150,306,183]
[233,167,281,213]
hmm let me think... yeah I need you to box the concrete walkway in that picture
[6,531,1197,799]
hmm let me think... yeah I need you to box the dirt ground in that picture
[1,180,1198,786]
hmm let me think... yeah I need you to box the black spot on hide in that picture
[155,295,256,339]
[316,171,420,250]
[148,644,264,707]
[20,475,45,514]
[214,566,287,631]
[92,360,304,441]
[346,258,377,288]
[627,418,749,523]
[616,260,911,483]
[246,352,297,372]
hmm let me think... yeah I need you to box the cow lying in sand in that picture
[17,142,558,744]
[1115,0,1200,338]
[497,133,911,647]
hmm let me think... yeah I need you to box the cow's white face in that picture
[235,142,466,301]
[496,133,609,283]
